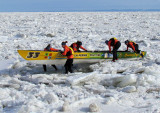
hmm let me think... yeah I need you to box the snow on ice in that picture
[0,12,160,113]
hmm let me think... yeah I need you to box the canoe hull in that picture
[17,50,146,65]
[27,59,106,65]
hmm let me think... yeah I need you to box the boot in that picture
[43,65,47,72]
[52,65,58,70]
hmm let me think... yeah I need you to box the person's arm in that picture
[130,43,135,52]
[50,48,59,51]
[108,41,111,52]
[80,46,87,51]
[62,47,68,55]
[127,45,129,51]
[73,44,77,51]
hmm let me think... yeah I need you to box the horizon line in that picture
[0,9,160,12]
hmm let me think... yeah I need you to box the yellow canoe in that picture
[18,50,146,65]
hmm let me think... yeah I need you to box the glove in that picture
[85,50,87,52]
[125,50,128,52]
[109,51,111,53]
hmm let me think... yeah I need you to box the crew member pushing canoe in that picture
[61,41,74,74]
[105,37,121,62]
[43,44,59,72]
[70,41,87,52]
[124,40,140,53]
[125,40,143,57]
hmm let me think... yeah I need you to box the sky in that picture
[0,0,160,12]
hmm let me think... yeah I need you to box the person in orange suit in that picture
[43,44,59,72]
[61,41,74,74]
[105,37,121,62]
[70,41,87,52]
[44,44,59,51]
[125,40,140,53]
[125,40,143,57]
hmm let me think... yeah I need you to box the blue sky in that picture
[0,0,160,12]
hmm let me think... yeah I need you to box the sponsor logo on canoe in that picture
[107,53,113,58]
[44,53,52,59]
[118,53,122,57]
[102,53,113,58]
[48,56,52,59]
[124,53,138,57]
[74,54,88,57]
[27,52,40,58]
[104,53,107,58]
[89,54,101,57]
[57,53,64,57]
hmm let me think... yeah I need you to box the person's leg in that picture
[135,44,140,53]
[112,49,116,61]
[135,44,143,57]
[64,60,69,74]
[65,66,69,74]
[113,42,121,60]
[43,65,47,72]
[115,50,118,60]
[52,65,57,70]
[68,59,73,73]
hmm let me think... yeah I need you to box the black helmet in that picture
[47,44,51,47]
[125,40,129,45]
[61,41,67,46]
[105,40,109,45]
[45,44,51,50]
[77,41,82,46]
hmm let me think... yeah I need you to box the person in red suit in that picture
[125,40,140,53]
[125,40,143,57]
[61,41,74,74]
[44,44,59,51]
[105,37,121,62]
[43,44,59,72]
[70,41,87,52]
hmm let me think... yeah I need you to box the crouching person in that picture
[105,37,121,62]
[125,40,140,53]
[70,41,87,52]
[43,44,59,72]
[124,40,143,57]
